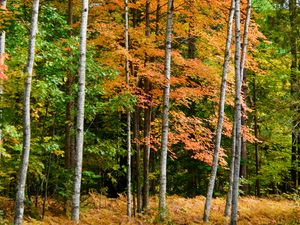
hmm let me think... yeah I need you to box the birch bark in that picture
[203,0,235,221]
[230,0,242,223]
[0,0,7,160]
[225,0,251,220]
[14,1,39,224]
[71,0,88,223]
[159,0,173,220]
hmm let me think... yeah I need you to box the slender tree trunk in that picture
[14,1,39,224]
[134,106,142,213]
[68,0,73,25]
[224,137,235,218]
[240,73,247,193]
[124,0,132,218]
[65,0,75,169]
[230,0,242,224]
[0,0,7,160]
[71,0,88,223]
[0,0,6,63]
[42,154,52,218]
[155,0,160,35]
[159,0,173,220]
[239,4,252,187]
[225,1,251,221]
[143,93,151,212]
[203,0,235,221]
[142,0,151,212]
[129,0,141,213]
[289,0,299,190]
[253,76,260,196]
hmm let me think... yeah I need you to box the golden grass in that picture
[1,194,300,224]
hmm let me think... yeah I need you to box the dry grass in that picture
[1,194,300,224]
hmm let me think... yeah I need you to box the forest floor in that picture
[1,193,300,224]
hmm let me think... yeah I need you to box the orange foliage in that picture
[86,0,265,165]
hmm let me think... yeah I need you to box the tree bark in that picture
[124,0,132,218]
[134,105,142,213]
[143,0,151,212]
[253,76,260,196]
[224,138,235,218]
[159,0,173,220]
[71,0,88,223]
[289,0,299,190]
[65,0,75,169]
[240,72,247,193]
[14,1,39,224]
[203,0,235,221]
[230,0,242,223]
[225,0,251,221]
[239,0,252,187]
[0,0,7,160]
[68,0,73,25]
[155,0,160,35]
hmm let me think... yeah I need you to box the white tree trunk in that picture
[0,0,7,160]
[159,0,174,220]
[230,0,242,224]
[71,0,88,223]
[203,0,235,221]
[240,0,251,81]
[124,0,132,218]
[225,0,251,221]
[0,0,6,60]
[14,1,39,224]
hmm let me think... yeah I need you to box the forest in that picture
[1,0,300,224]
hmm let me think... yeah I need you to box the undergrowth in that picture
[1,194,300,224]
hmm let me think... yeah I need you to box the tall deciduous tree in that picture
[203,0,235,221]
[230,0,252,223]
[71,0,88,223]
[159,0,173,220]
[239,0,251,190]
[65,0,75,169]
[230,0,242,222]
[124,0,132,218]
[14,0,40,224]
[0,0,7,159]
[289,0,299,190]
[253,75,260,196]
[143,0,151,212]
[224,0,252,222]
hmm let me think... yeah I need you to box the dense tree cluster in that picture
[0,0,299,224]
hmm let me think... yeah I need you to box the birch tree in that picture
[230,0,242,222]
[239,0,252,191]
[0,0,7,160]
[0,0,6,58]
[124,0,132,218]
[203,0,235,221]
[225,0,251,221]
[14,0,40,224]
[71,0,89,223]
[159,0,174,220]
